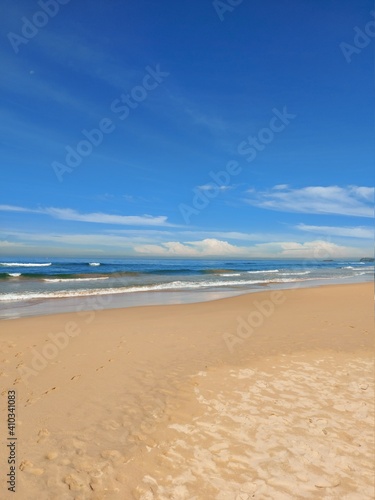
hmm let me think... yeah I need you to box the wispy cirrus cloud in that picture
[45,208,170,226]
[296,223,374,239]
[197,184,233,192]
[183,106,227,133]
[0,204,31,213]
[245,185,374,218]
[32,29,139,92]
[1,231,152,247]
[0,47,98,117]
[0,204,171,227]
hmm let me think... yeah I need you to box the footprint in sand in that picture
[46,451,58,460]
[71,375,81,381]
[25,397,40,406]
[19,460,44,476]
[102,420,121,431]
[37,428,50,443]
[63,473,86,492]
[43,387,57,395]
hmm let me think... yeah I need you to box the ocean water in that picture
[0,258,373,319]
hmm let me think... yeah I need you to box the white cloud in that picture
[134,238,245,257]
[134,238,368,259]
[246,185,374,217]
[252,240,367,259]
[296,224,374,239]
[1,230,370,258]
[0,204,171,227]
[45,208,169,226]
[0,240,23,248]
[197,184,232,192]
[350,186,374,201]
[0,204,31,213]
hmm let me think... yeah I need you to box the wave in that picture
[202,269,237,275]
[0,271,141,281]
[0,277,307,302]
[107,271,141,278]
[279,271,311,276]
[0,272,46,280]
[0,262,52,267]
[220,273,241,277]
[44,277,109,283]
[138,268,242,276]
[342,265,373,270]
[89,262,101,266]
[146,268,237,276]
[247,269,279,274]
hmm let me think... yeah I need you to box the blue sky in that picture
[0,0,373,259]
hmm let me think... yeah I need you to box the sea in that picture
[0,258,373,319]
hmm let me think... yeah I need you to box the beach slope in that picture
[0,283,374,499]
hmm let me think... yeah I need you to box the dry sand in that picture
[0,283,374,499]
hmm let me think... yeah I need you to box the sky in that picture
[0,0,373,259]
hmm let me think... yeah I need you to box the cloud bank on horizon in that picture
[0,0,373,259]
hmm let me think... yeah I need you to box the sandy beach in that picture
[0,282,374,499]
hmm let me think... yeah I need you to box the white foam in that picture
[89,262,101,266]
[0,277,305,302]
[44,277,109,283]
[7,273,22,277]
[279,271,311,276]
[247,269,279,274]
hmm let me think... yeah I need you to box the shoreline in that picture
[0,274,372,320]
[0,282,373,498]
